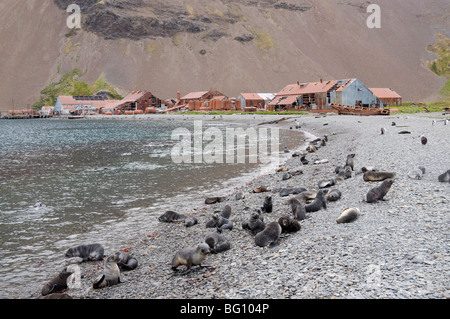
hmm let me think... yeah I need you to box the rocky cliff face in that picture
[0,0,448,110]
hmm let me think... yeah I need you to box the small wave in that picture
[123,162,163,171]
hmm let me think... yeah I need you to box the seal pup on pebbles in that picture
[171,243,211,273]
[318,178,336,189]
[287,198,306,221]
[204,232,231,254]
[158,211,187,223]
[254,222,282,248]
[305,189,327,212]
[93,254,121,289]
[205,197,225,204]
[381,128,386,135]
[65,243,104,262]
[261,196,273,213]
[408,166,426,180]
[242,210,266,235]
[184,216,198,227]
[421,135,428,145]
[363,171,396,182]
[279,187,307,197]
[327,189,342,202]
[41,268,74,296]
[336,207,360,224]
[366,179,394,203]
[438,170,450,183]
[206,213,233,233]
[278,216,301,233]
[115,251,138,271]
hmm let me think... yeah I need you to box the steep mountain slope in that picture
[0,0,448,110]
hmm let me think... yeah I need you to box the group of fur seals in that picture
[206,206,233,233]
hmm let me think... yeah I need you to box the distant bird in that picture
[381,128,386,135]
[432,120,436,126]
[445,119,449,126]
[284,147,290,153]
[421,135,428,145]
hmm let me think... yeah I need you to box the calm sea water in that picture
[0,118,304,298]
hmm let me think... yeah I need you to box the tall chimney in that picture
[320,78,323,83]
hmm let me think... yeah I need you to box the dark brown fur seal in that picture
[242,210,266,235]
[261,196,273,213]
[366,179,394,203]
[205,197,225,204]
[346,154,355,171]
[287,198,306,220]
[115,251,138,271]
[205,232,231,254]
[184,216,198,227]
[254,222,282,248]
[327,189,342,202]
[171,243,210,273]
[305,190,327,212]
[206,213,233,233]
[278,215,301,233]
[336,207,360,224]
[220,205,232,219]
[158,211,187,223]
[363,171,396,182]
[65,243,104,262]
[438,170,450,183]
[41,268,73,296]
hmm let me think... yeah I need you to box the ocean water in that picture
[0,118,305,298]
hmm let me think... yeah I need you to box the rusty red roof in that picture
[369,88,402,99]
[240,93,264,100]
[180,91,209,100]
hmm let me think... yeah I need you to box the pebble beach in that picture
[20,112,449,300]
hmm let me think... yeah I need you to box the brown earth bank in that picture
[0,0,449,111]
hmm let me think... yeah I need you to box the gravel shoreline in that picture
[23,112,450,299]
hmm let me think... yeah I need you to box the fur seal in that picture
[204,232,231,254]
[287,198,306,221]
[261,196,273,213]
[326,189,342,202]
[279,187,307,197]
[93,254,121,289]
[366,179,394,203]
[318,178,336,189]
[336,207,360,224]
[381,128,386,135]
[242,210,266,235]
[363,171,396,182]
[408,166,425,180]
[282,172,292,180]
[421,135,428,145]
[220,205,232,219]
[115,251,138,271]
[300,156,309,165]
[65,243,104,262]
[305,190,327,212]
[205,197,225,204]
[158,211,187,223]
[41,268,74,296]
[254,222,282,248]
[337,166,352,180]
[184,216,198,227]
[278,215,301,233]
[346,154,355,171]
[235,191,245,200]
[206,213,233,233]
[171,243,210,273]
[438,170,450,183]
[253,186,268,193]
